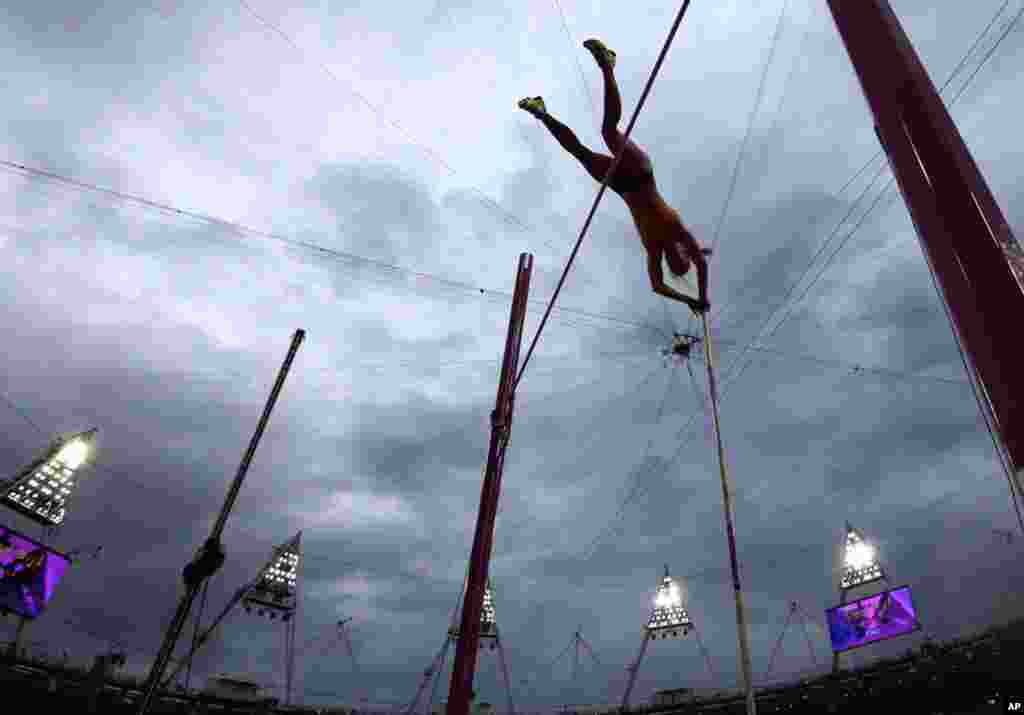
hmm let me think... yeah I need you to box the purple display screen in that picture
[826,585,921,653]
[0,525,70,619]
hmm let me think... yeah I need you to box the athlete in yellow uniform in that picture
[519,39,710,314]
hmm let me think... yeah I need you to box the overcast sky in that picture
[2,0,1023,709]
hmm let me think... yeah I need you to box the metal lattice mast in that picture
[426,639,452,715]
[764,602,797,681]
[620,633,650,713]
[406,638,455,715]
[494,626,516,715]
[573,627,581,703]
[796,604,819,669]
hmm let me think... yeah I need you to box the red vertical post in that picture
[447,253,533,715]
[827,0,1024,486]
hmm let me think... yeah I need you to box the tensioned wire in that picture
[576,0,1024,559]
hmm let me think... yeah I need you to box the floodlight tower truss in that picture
[160,531,303,696]
[243,531,301,620]
[764,601,819,682]
[621,567,712,713]
[832,522,889,674]
[410,581,515,715]
[1,429,98,528]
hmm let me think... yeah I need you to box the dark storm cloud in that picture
[310,162,444,266]
[2,0,1023,708]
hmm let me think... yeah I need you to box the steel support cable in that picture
[714,0,1019,328]
[747,4,1023,358]
[707,0,792,257]
[683,468,1019,598]
[917,210,1024,536]
[497,362,668,545]
[236,0,653,321]
[578,366,679,561]
[0,390,46,436]
[582,342,778,559]
[184,577,212,691]
[713,341,969,387]
[552,0,599,124]
[0,168,666,341]
[526,364,669,497]
[716,158,891,335]
[701,17,1023,449]
[572,370,677,560]
[759,0,817,159]
[0,205,645,343]
[236,0,533,243]
[514,0,695,389]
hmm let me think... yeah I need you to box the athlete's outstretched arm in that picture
[649,250,709,313]
[673,228,711,309]
[648,250,696,306]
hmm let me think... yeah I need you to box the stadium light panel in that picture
[839,523,883,590]
[646,566,692,638]
[2,429,98,527]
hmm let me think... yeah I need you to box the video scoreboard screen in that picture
[0,525,71,619]
[826,585,921,653]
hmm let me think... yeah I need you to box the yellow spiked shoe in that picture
[583,39,616,69]
[517,96,547,117]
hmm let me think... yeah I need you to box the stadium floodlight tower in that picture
[243,531,301,705]
[1,428,99,533]
[831,521,887,673]
[406,580,515,715]
[161,532,303,704]
[620,566,715,713]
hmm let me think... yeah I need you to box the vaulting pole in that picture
[447,253,533,715]
[701,314,757,715]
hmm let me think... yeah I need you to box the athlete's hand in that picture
[685,298,710,315]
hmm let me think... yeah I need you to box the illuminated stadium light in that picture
[839,522,884,590]
[1,429,98,527]
[242,531,301,619]
[646,565,692,639]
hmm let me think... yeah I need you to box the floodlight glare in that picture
[646,567,692,638]
[2,429,98,527]
[846,543,874,570]
[55,439,91,470]
[839,523,884,590]
[242,532,301,619]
